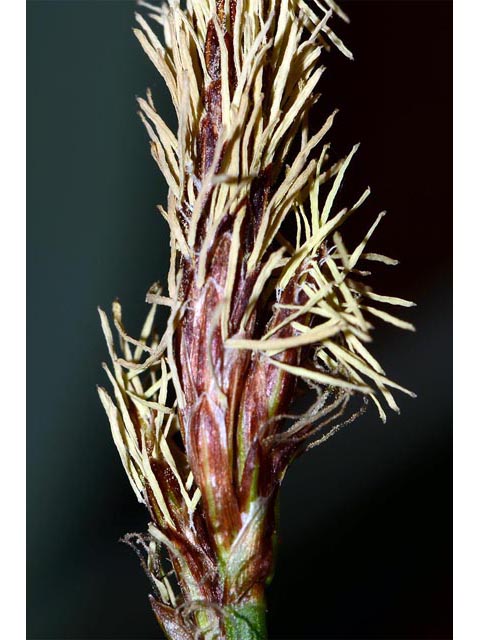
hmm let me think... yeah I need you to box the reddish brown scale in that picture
[149,599,195,640]
[205,80,223,127]
[169,527,220,594]
[250,166,273,230]
[197,20,223,183]
[245,165,273,253]
[198,115,218,180]
[229,0,237,28]
[215,0,226,27]
[177,236,230,401]
[187,393,242,549]
[223,30,237,90]
[205,20,221,81]
[228,264,261,334]
[214,0,237,33]
[149,460,186,525]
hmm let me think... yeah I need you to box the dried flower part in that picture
[98,1,415,638]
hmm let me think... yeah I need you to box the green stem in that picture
[224,591,268,640]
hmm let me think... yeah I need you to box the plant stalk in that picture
[224,588,267,640]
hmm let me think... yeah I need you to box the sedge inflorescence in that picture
[98,1,415,638]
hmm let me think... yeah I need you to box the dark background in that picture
[27,1,452,638]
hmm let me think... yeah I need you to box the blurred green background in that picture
[27,1,452,638]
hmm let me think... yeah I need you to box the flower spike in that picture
[99,2,414,638]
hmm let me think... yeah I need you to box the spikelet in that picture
[98,2,414,638]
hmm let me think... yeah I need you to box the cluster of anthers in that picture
[98,1,415,638]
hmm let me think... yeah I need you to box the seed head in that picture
[98,1,415,638]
